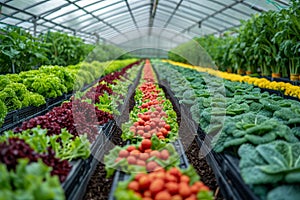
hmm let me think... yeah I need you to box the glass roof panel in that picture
[205,18,229,29]
[12,13,31,20]
[213,13,241,24]
[72,18,99,30]
[75,0,103,8]
[7,0,39,10]
[80,21,103,32]
[232,4,257,15]
[85,0,125,13]
[246,0,286,11]
[53,9,86,24]
[222,8,250,20]
[184,0,224,12]
[45,4,79,20]
[17,21,34,29]
[1,7,16,16]
[1,18,22,25]
[176,8,206,21]
[26,0,67,15]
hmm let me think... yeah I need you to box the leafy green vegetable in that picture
[0,159,65,200]
[1,127,90,161]
[238,141,300,185]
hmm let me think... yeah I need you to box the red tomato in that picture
[137,159,146,166]
[127,146,136,152]
[160,150,169,160]
[119,150,129,158]
[165,182,179,195]
[128,181,139,191]
[149,179,164,195]
[141,139,152,150]
[155,191,171,200]
[146,161,158,172]
[139,176,151,190]
[127,156,137,164]
[130,150,141,158]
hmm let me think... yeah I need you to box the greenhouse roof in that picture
[0,0,291,46]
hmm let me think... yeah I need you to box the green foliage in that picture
[239,141,300,185]
[1,127,90,161]
[39,31,94,66]
[0,27,48,74]
[168,2,300,77]
[0,159,65,200]
[0,100,7,127]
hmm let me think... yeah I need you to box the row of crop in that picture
[153,60,300,199]
[0,27,132,74]
[104,60,213,200]
[0,60,142,199]
[0,59,138,128]
[168,1,300,80]
[166,60,300,100]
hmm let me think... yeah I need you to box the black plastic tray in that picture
[196,136,260,200]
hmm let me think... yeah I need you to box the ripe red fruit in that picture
[140,153,150,161]
[179,183,191,197]
[144,125,151,131]
[169,168,181,178]
[130,150,141,158]
[127,156,137,164]
[158,136,165,140]
[128,181,139,191]
[143,190,152,197]
[137,159,146,166]
[137,130,144,136]
[165,182,179,195]
[141,139,152,150]
[190,184,199,194]
[180,175,190,183]
[150,150,160,158]
[165,173,177,182]
[156,132,163,137]
[149,179,164,195]
[137,126,144,131]
[155,191,171,200]
[143,132,152,139]
[185,195,197,200]
[119,150,129,158]
[160,150,169,160]
[139,120,145,126]
[127,146,136,152]
[146,161,158,172]
[139,176,151,190]
[134,122,139,126]
[171,195,183,200]
[164,124,171,131]
[160,128,168,136]
[142,197,152,200]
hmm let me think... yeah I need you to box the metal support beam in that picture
[149,0,158,35]
[274,0,290,6]
[33,17,37,36]
[125,0,138,28]
[1,0,48,22]
[177,1,241,37]
[239,0,266,12]
[163,0,183,28]
[0,2,109,44]
[163,0,242,26]
[65,0,126,39]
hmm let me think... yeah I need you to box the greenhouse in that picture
[0,0,299,200]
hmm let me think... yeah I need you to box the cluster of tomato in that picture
[114,139,170,171]
[130,80,172,140]
[127,167,210,200]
